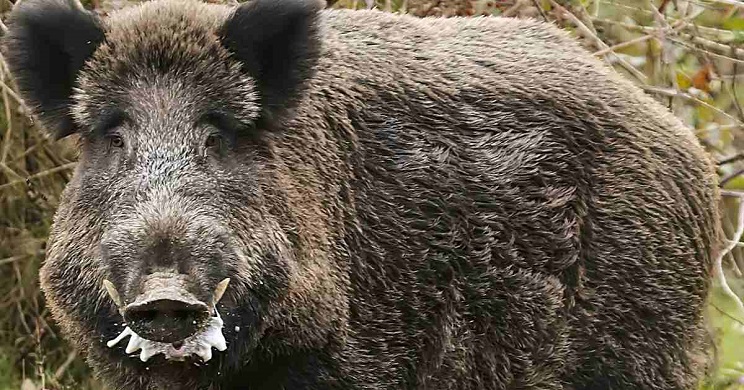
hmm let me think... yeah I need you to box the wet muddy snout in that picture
[122,273,210,343]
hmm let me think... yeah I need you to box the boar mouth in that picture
[104,277,230,362]
[106,311,227,362]
[123,291,211,343]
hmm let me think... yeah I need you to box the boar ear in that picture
[220,0,323,122]
[2,0,105,140]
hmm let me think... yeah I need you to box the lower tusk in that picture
[103,279,123,308]
[213,278,230,305]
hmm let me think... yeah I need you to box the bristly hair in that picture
[2,0,324,138]
[220,0,324,124]
[71,0,261,134]
[2,0,105,139]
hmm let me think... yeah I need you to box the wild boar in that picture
[2,0,722,389]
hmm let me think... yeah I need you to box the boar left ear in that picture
[2,0,105,140]
[219,0,323,122]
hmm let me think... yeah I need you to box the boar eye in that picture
[200,111,240,143]
[108,134,124,148]
[205,134,222,149]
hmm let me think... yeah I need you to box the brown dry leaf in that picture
[691,64,714,92]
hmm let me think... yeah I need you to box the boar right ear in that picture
[3,0,105,140]
[219,0,323,123]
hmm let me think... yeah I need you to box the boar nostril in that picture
[123,299,211,343]
[175,310,190,320]
[136,310,158,323]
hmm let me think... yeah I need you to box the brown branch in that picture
[721,168,744,187]
[53,351,78,382]
[531,0,548,21]
[711,303,744,327]
[720,189,744,198]
[592,34,658,56]
[0,162,76,192]
[714,196,744,317]
[731,46,744,122]
[0,254,29,266]
[548,0,648,83]
[641,85,741,124]
[592,18,744,60]
[718,153,744,166]
[710,0,744,9]
[0,62,13,164]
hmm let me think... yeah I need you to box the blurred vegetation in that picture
[0,0,743,388]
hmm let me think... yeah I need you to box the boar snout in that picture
[100,197,236,344]
[123,273,211,343]
[123,296,210,344]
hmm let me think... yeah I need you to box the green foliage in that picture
[704,271,744,389]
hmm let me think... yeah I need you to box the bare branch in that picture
[0,162,77,192]
[548,0,648,83]
[592,34,658,57]
[707,0,744,9]
[714,197,744,319]
[592,19,744,61]
[531,0,548,21]
[0,60,12,164]
[53,351,78,382]
[717,153,744,166]
[711,303,744,327]
[721,167,744,187]
[730,49,744,122]
[720,189,744,198]
[641,85,742,124]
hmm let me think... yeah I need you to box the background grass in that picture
[0,0,743,388]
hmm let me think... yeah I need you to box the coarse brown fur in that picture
[2,0,722,389]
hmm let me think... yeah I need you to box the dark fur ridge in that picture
[3,0,105,139]
[1,0,723,389]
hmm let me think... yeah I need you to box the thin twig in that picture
[592,34,658,56]
[0,77,30,112]
[668,36,744,64]
[713,197,744,318]
[0,254,28,266]
[501,0,526,18]
[1,60,14,164]
[0,162,76,192]
[592,19,744,61]
[721,189,744,198]
[717,153,744,166]
[721,167,744,187]
[709,0,744,9]
[709,123,744,131]
[531,0,548,21]
[641,85,742,124]
[0,161,25,180]
[730,46,744,122]
[53,351,77,381]
[711,302,744,327]
[548,0,648,83]
[658,0,672,12]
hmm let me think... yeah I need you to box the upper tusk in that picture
[103,279,123,308]
[213,278,230,304]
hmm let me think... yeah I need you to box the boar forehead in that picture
[72,0,260,134]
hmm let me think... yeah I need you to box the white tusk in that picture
[103,279,123,308]
[213,278,230,304]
